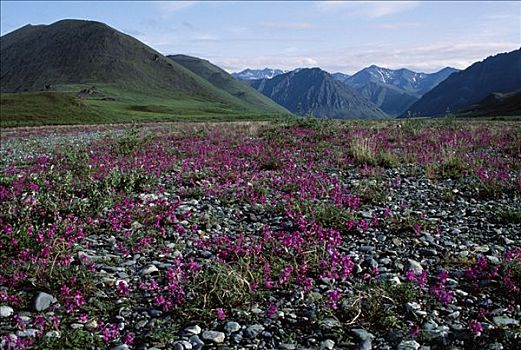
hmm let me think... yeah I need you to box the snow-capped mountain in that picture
[232,68,287,80]
[345,65,458,96]
[339,65,459,116]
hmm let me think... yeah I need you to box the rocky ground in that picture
[0,120,519,349]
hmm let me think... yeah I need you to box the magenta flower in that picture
[266,303,278,318]
[468,319,483,336]
[326,289,342,309]
[409,323,420,337]
[216,308,226,320]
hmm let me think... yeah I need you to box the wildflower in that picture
[216,308,226,320]
[32,314,46,331]
[278,266,293,285]
[326,289,342,309]
[266,303,278,318]
[123,332,135,346]
[439,290,453,305]
[73,290,85,307]
[468,319,483,336]
[409,323,420,337]
[116,280,130,296]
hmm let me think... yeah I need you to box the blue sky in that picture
[1,1,519,74]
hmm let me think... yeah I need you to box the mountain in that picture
[0,19,285,121]
[232,68,287,80]
[459,90,521,117]
[331,72,351,83]
[355,82,419,117]
[343,66,458,116]
[404,49,521,117]
[346,65,458,96]
[248,68,388,119]
[168,54,287,113]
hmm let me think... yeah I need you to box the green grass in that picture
[1,84,292,127]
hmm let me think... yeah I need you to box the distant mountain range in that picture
[404,49,521,117]
[345,65,458,96]
[236,65,459,116]
[232,68,287,81]
[248,68,387,119]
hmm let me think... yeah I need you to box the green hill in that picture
[168,54,287,113]
[459,90,521,118]
[0,19,287,126]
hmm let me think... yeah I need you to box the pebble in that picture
[45,331,61,338]
[85,319,99,332]
[352,328,374,350]
[224,321,241,333]
[244,324,264,338]
[140,264,159,275]
[486,255,501,264]
[173,340,192,350]
[32,292,56,311]
[493,316,519,327]
[17,329,39,337]
[189,335,205,350]
[407,259,423,274]
[184,324,202,335]
[319,318,340,329]
[319,339,335,350]
[397,340,421,350]
[202,330,225,344]
[0,306,14,317]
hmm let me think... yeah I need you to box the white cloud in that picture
[321,41,520,73]
[317,1,419,18]
[213,41,520,74]
[216,56,320,72]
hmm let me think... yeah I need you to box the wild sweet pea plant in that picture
[0,119,519,349]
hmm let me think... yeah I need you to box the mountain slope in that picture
[331,72,351,83]
[404,49,521,117]
[0,19,285,121]
[168,55,287,113]
[232,68,286,80]
[249,68,387,119]
[343,66,458,116]
[459,90,521,117]
[355,82,419,117]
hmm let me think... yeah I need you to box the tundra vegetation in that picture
[0,119,519,349]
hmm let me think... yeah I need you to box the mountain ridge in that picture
[232,68,287,81]
[168,54,288,113]
[340,66,459,116]
[404,48,521,117]
[248,68,388,119]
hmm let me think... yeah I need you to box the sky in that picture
[1,1,520,74]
